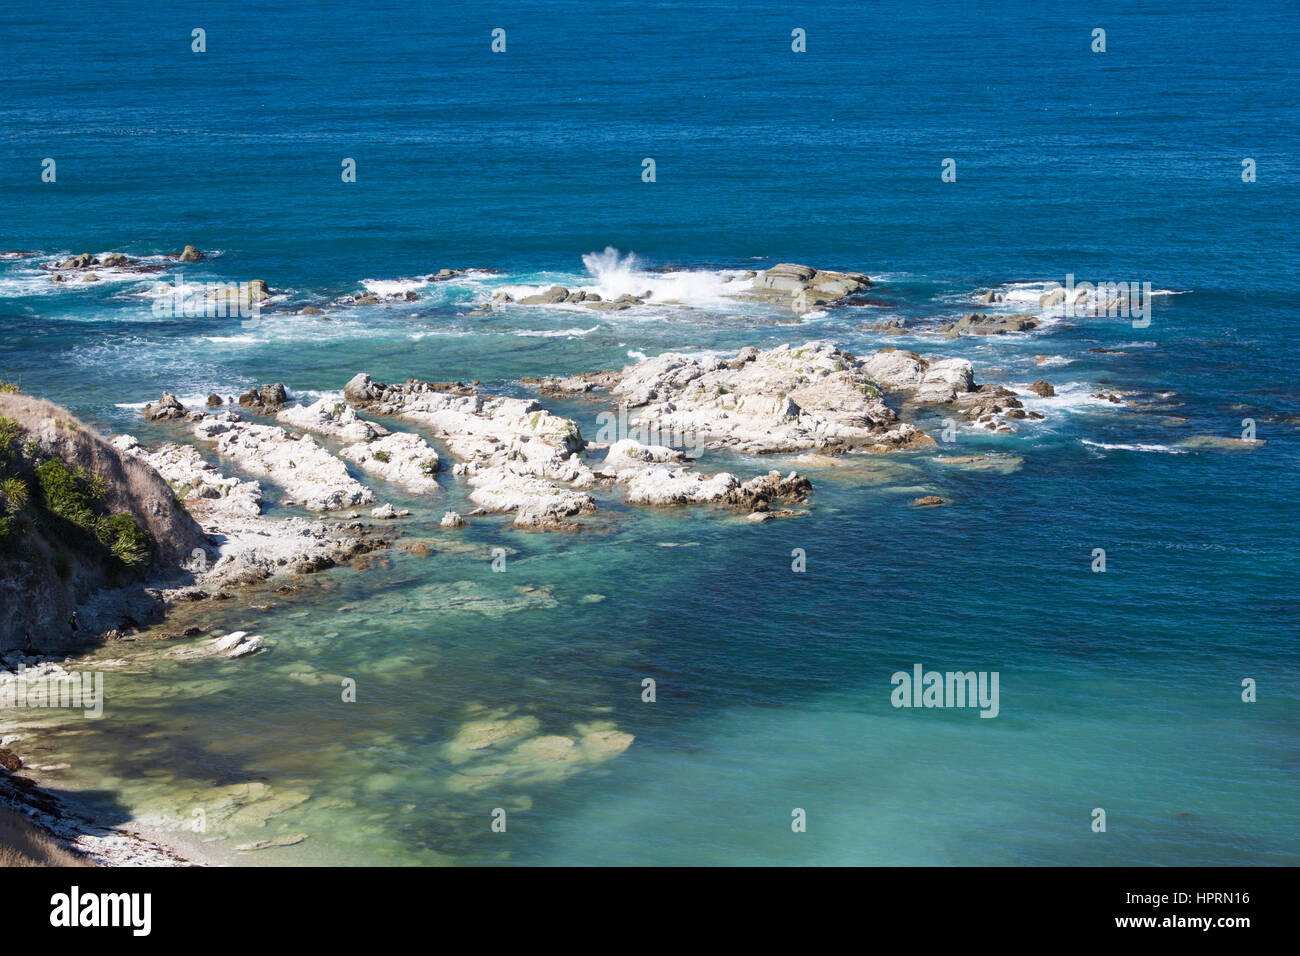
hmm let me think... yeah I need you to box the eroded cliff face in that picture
[0,392,207,651]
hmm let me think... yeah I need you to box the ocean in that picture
[0,0,1297,864]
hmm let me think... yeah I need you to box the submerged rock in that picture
[235,833,308,852]
[937,312,1040,337]
[440,709,634,793]
[1178,435,1263,451]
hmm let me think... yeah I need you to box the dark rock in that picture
[518,285,571,305]
[938,312,1040,337]
[144,392,188,421]
[238,383,288,409]
[260,383,287,406]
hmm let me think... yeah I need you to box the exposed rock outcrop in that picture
[143,392,190,421]
[112,432,386,589]
[278,398,385,442]
[238,383,288,410]
[193,413,374,511]
[937,312,1040,337]
[860,348,1038,431]
[743,263,872,310]
[112,435,262,520]
[341,432,440,495]
[610,341,933,454]
[344,374,594,527]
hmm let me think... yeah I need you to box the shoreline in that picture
[0,264,1150,867]
[0,742,206,866]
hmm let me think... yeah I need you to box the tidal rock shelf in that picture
[129,336,1043,533]
[112,433,385,588]
[277,398,442,495]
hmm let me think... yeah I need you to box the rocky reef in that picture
[610,341,932,454]
[111,432,383,587]
[741,262,872,310]
[1,326,1035,648]
[344,373,598,529]
[193,412,374,511]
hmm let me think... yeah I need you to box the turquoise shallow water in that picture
[1,0,1298,864]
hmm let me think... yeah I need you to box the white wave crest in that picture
[1081,439,1186,454]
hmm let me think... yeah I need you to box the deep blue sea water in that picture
[1,0,1297,864]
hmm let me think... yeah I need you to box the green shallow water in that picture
[6,448,1297,866]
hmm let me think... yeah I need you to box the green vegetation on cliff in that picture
[0,414,153,567]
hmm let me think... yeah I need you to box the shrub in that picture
[372,449,390,463]
[35,457,153,567]
[0,476,28,514]
[0,415,21,463]
[35,458,100,527]
[98,512,152,566]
